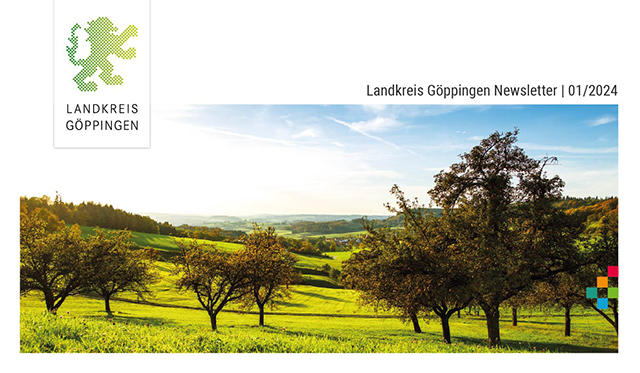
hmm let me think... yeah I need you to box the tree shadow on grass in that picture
[299,268,329,276]
[84,312,179,327]
[276,301,308,309]
[513,319,564,326]
[301,278,343,289]
[451,335,617,353]
[258,322,617,353]
[292,289,346,302]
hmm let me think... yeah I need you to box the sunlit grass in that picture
[23,229,617,353]
[20,286,618,353]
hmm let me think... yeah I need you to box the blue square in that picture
[597,298,609,310]
[586,287,598,299]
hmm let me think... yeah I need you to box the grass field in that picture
[20,291,617,353]
[21,227,619,353]
[323,251,357,261]
[80,226,346,287]
[80,226,247,253]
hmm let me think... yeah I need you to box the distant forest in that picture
[557,197,618,234]
[19,195,245,242]
[20,194,617,240]
[286,209,441,234]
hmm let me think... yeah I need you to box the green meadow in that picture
[21,228,618,353]
[79,226,244,253]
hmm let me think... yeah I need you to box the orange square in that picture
[597,276,608,288]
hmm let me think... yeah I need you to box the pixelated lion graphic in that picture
[67,17,137,92]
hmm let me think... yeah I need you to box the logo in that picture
[67,17,137,92]
[54,0,150,148]
[586,266,618,309]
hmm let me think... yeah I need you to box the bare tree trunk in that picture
[613,302,618,336]
[44,290,56,313]
[259,304,265,326]
[564,305,571,337]
[457,309,461,318]
[209,312,218,331]
[105,294,112,314]
[409,312,422,333]
[512,307,518,326]
[440,314,452,344]
[482,304,501,348]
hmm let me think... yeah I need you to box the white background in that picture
[0,0,636,371]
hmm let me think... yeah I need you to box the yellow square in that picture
[597,276,608,288]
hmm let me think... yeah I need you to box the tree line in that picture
[342,129,618,348]
[287,213,425,235]
[20,195,245,242]
[20,208,299,330]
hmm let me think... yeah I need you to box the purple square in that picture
[608,266,618,277]
[597,298,609,310]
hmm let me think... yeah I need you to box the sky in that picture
[24,105,618,216]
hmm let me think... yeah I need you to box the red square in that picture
[608,266,619,277]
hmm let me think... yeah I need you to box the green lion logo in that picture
[67,17,137,92]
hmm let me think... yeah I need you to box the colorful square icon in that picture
[597,276,608,288]
[586,287,598,299]
[608,287,618,299]
[597,298,609,310]
[608,266,619,277]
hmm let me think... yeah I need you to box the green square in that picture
[608,287,618,299]
[586,287,598,299]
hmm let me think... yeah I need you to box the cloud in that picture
[331,141,344,147]
[189,124,295,147]
[332,116,402,133]
[520,142,618,154]
[468,135,484,141]
[326,116,419,156]
[292,128,319,139]
[588,115,617,127]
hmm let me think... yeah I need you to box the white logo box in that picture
[54,0,150,148]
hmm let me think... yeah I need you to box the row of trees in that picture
[173,225,298,330]
[288,219,364,234]
[173,225,246,242]
[20,208,300,331]
[20,207,158,313]
[342,129,618,347]
[556,196,618,210]
[21,195,161,234]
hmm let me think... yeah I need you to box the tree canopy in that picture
[172,240,252,331]
[428,129,583,347]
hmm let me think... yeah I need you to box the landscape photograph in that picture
[19,105,618,353]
